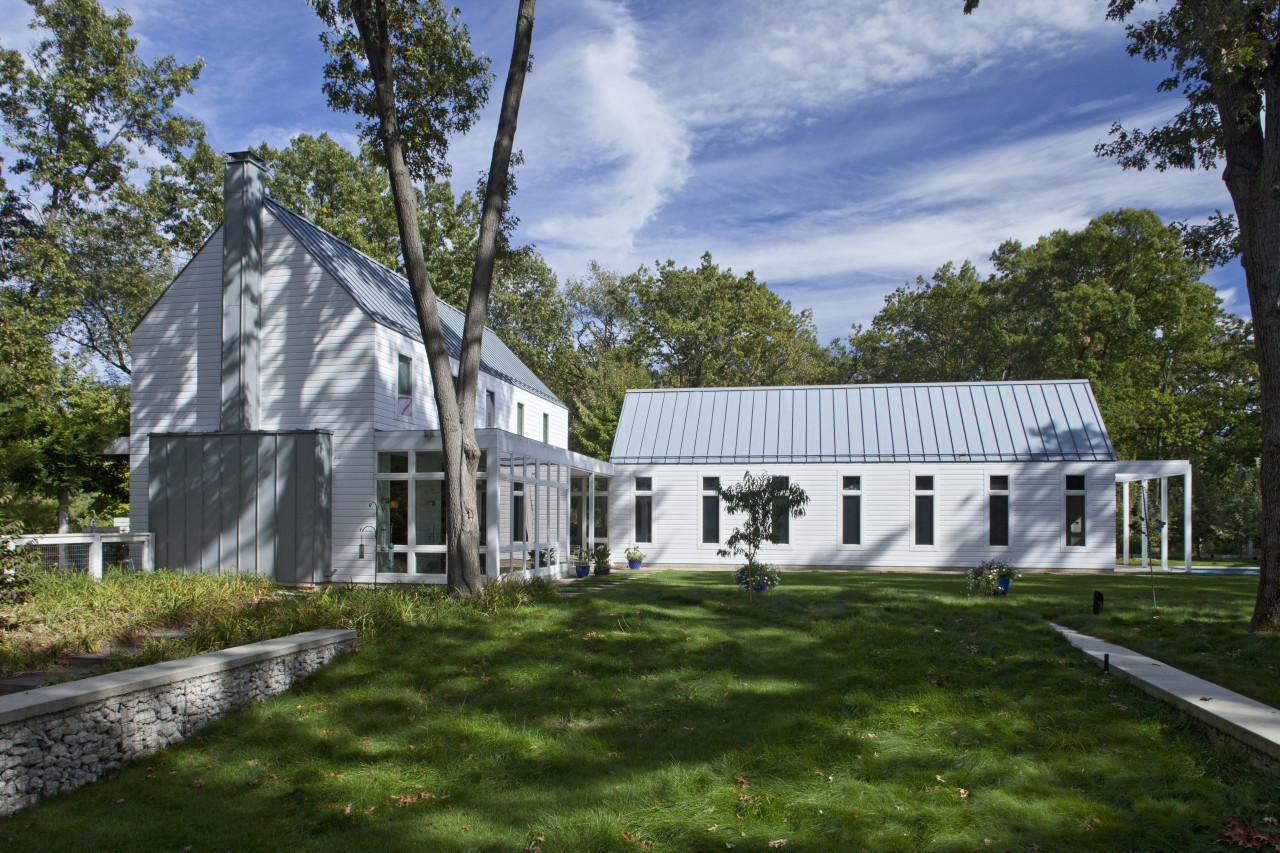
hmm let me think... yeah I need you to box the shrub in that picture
[966,559,1021,596]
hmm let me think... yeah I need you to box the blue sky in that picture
[0,0,1245,343]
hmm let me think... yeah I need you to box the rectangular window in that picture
[517,403,525,436]
[486,390,496,428]
[513,482,526,542]
[770,476,790,545]
[989,474,1009,547]
[1066,475,1086,546]
[701,476,719,544]
[377,451,408,474]
[397,355,413,417]
[414,480,445,546]
[542,413,549,443]
[841,475,861,545]
[635,477,652,543]
[914,475,934,546]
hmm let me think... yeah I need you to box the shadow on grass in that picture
[5,571,1277,852]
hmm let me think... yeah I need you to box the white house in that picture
[130,152,609,584]
[129,152,1188,581]
[606,384,1191,571]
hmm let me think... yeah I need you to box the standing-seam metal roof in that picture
[266,198,563,406]
[609,381,1116,464]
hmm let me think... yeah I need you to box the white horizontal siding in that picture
[372,323,568,447]
[609,461,1117,570]
[130,228,223,539]
[259,209,375,582]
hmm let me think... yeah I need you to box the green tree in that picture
[717,472,810,599]
[313,0,532,596]
[964,0,1280,631]
[631,252,830,388]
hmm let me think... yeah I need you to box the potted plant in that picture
[592,543,612,576]
[625,545,646,570]
[734,561,778,594]
[966,559,1021,597]
[573,547,591,579]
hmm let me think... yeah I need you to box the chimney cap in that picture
[226,150,267,168]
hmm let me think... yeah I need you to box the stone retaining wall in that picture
[0,629,355,815]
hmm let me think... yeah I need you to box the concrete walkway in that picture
[1052,623,1280,765]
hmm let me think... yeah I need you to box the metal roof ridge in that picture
[622,379,1094,394]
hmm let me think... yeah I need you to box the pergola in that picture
[1115,460,1192,571]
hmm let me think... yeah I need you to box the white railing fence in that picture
[7,532,155,580]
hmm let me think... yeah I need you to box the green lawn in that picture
[4,571,1277,852]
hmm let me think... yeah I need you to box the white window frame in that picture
[634,474,654,544]
[396,354,413,419]
[1062,470,1088,550]
[517,402,525,436]
[910,470,937,551]
[542,412,550,444]
[699,474,721,549]
[986,468,1012,550]
[838,472,863,549]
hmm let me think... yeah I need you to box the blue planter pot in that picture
[755,578,770,593]
[594,565,611,576]
[628,559,642,570]
[575,564,590,579]
[994,576,1010,596]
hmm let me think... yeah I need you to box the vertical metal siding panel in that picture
[899,386,920,460]
[236,434,258,574]
[200,435,220,571]
[276,434,297,581]
[939,386,964,459]
[874,388,895,460]
[636,393,661,461]
[1033,384,1067,458]
[1065,382,1103,458]
[747,390,765,460]
[1075,382,1114,459]
[149,438,168,568]
[611,395,639,460]
[820,388,834,459]
[723,392,741,461]
[955,386,981,459]
[166,437,186,570]
[296,433,317,579]
[316,432,333,582]
[256,435,276,579]
[219,434,239,570]
[982,386,1014,460]
[1048,384,1084,459]
[710,391,729,461]
[999,384,1032,459]
[182,438,203,572]
[886,387,907,460]
[915,387,938,460]
[692,391,712,459]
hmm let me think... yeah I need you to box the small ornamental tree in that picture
[717,472,809,599]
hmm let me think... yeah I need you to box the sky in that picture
[0,0,1246,343]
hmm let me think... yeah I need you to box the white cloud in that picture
[521,0,691,260]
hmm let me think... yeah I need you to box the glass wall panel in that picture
[415,450,444,473]
[415,480,446,545]
[415,553,446,574]
[377,452,408,474]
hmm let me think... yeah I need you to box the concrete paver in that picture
[1052,623,1280,763]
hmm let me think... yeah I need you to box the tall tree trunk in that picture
[351,0,534,597]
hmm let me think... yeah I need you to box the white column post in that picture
[1122,481,1130,568]
[1184,469,1192,571]
[1141,480,1150,568]
[587,473,596,552]
[141,533,155,571]
[1160,476,1169,571]
[88,534,103,581]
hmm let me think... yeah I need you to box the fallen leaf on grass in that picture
[769,841,787,848]
[959,788,969,799]
[192,779,206,788]
[115,798,125,804]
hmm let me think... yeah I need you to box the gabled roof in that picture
[610,380,1116,464]
[266,198,563,406]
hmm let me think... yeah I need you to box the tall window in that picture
[770,476,791,544]
[914,475,934,546]
[513,482,526,542]
[634,476,653,543]
[517,402,525,436]
[397,355,412,416]
[1065,474,1086,547]
[841,475,861,545]
[989,474,1009,547]
[701,476,720,544]
[542,413,550,443]
[486,390,496,428]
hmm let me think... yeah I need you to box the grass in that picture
[1116,557,1259,567]
[3,570,1278,851]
